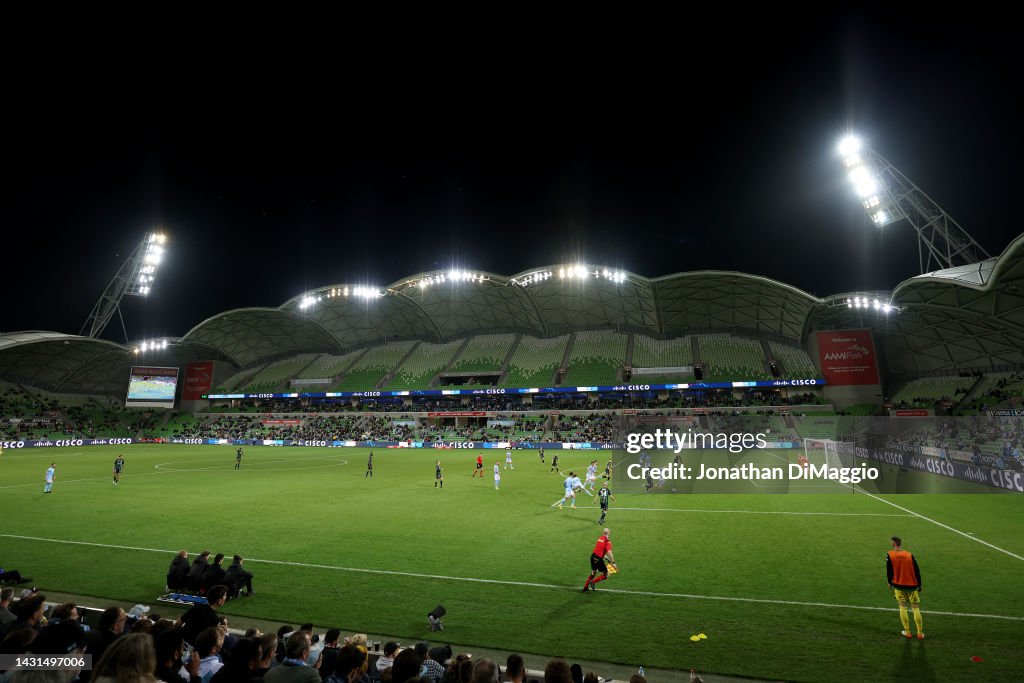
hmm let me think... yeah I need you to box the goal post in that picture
[803,438,858,492]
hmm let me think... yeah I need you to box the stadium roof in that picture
[2,235,1022,392]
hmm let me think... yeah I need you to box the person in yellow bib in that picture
[886,536,924,640]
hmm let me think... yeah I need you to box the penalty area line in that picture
[2,532,1021,622]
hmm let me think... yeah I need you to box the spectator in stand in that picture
[211,636,263,683]
[203,554,227,593]
[415,642,445,683]
[155,628,201,683]
[168,551,191,591]
[181,586,228,646]
[326,645,366,683]
[390,649,422,683]
[544,660,571,683]
[505,656,524,683]
[12,620,88,683]
[375,643,399,676]
[583,674,598,683]
[570,665,583,683]
[188,552,212,591]
[471,660,497,683]
[0,587,16,630]
[225,556,254,598]
[256,633,279,678]
[91,632,159,683]
[264,632,320,683]
[4,592,47,637]
[195,627,226,683]
[80,606,126,683]
[48,603,81,627]
[317,630,343,681]
[444,655,473,683]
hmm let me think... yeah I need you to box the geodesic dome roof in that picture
[3,234,1023,392]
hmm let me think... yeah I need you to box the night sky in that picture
[3,11,1019,344]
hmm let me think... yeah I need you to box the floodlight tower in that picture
[837,135,990,273]
[81,232,167,341]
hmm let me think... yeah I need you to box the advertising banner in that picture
[815,330,880,385]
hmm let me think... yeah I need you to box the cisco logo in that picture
[484,389,506,395]
[181,438,204,445]
[55,440,84,447]
[990,470,1024,493]
[1,440,26,449]
[108,438,133,445]
[963,467,987,484]
[303,440,328,447]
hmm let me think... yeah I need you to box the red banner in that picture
[815,330,880,386]
[183,361,214,400]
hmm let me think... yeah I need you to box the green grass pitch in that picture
[2,445,1023,682]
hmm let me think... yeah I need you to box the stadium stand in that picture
[631,334,695,382]
[891,375,977,407]
[241,354,320,392]
[767,340,820,378]
[333,341,417,391]
[697,334,770,381]
[292,351,363,381]
[385,340,463,390]
[500,335,569,387]
[565,331,627,385]
[447,333,516,373]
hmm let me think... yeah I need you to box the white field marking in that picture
[154,455,349,473]
[853,487,1024,562]
[2,531,1021,622]
[610,507,912,517]
[0,457,349,489]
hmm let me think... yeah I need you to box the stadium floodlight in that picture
[81,232,168,341]
[836,133,989,273]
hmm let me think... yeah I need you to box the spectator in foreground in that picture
[505,656,524,683]
[390,649,422,683]
[91,632,159,683]
[543,660,571,683]
[0,587,16,630]
[155,628,201,683]
[195,626,226,682]
[180,586,228,646]
[375,642,399,675]
[264,632,320,683]
[471,659,497,683]
[326,644,366,683]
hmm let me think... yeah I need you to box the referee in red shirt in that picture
[582,528,617,592]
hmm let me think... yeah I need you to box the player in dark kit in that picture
[435,460,444,488]
[472,454,484,477]
[550,453,560,473]
[582,528,617,592]
[539,447,545,464]
[365,451,374,478]
[595,483,616,524]
[602,459,613,480]
[112,456,125,484]
[235,448,243,469]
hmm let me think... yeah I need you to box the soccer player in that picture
[505,449,514,470]
[435,460,444,488]
[602,459,613,480]
[472,454,484,478]
[365,451,374,478]
[552,472,577,509]
[581,527,617,592]
[494,462,501,490]
[584,460,598,494]
[886,536,924,639]
[539,447,545,464]
[550,453,560,474]
[113,455,125,484]
[595,483,616,524]
[43,463,55,493]
[797,453,809,469]
[235,447,243,470]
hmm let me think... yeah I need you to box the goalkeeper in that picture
[581,528,617,592]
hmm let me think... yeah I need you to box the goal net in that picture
[803,439,859,491]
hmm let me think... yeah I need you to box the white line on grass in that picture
[853,488,1024,562]
[610,507,911,517]
[3,532,1020,622]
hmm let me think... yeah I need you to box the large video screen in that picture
[126,366,179,408]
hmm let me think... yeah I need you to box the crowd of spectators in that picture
[1,586,646,683]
